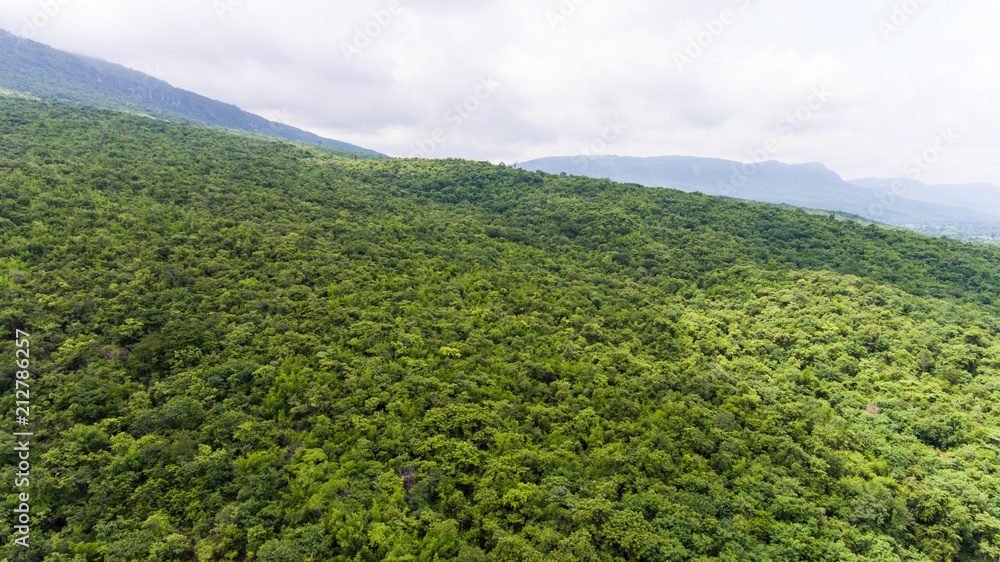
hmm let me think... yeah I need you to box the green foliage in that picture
[0,30,383,159]
[2,98,1000,560]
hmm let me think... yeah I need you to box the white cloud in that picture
[0,0,996,183]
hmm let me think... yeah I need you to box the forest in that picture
[1,97,1000,561]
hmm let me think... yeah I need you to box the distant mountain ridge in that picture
[518,155,1000,241]
[849,177,1000,218]
[0,28,383,157]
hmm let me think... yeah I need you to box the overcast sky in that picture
[1,0,998,184]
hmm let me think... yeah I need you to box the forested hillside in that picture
[0,30,384,158]
[517,156,1000,242]
[2,98,1000,561]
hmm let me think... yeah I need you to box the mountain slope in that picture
[850,177,1000,218]
[518,155,1000,240]
[3,98,1000,561]
[0,28,383,157]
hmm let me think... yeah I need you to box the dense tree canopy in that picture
[1,98,1000,561]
